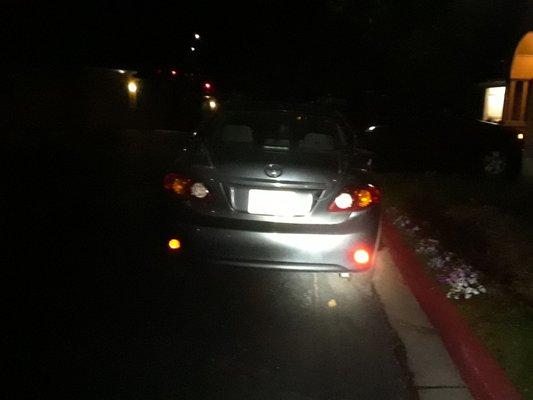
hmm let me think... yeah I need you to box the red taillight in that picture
[202,81,213,93]
[163,174,210,199]
[354,249,370,264]
[163,173,192,196]
[349,245,373,270]
[328,186,380,212]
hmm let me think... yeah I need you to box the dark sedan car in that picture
[356,116,524,176]
[162,103,382,277]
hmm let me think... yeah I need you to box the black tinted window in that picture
[208,110,345,152]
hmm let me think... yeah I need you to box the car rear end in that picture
[162,106,381,273]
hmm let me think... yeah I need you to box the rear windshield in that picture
[206,110,346,152]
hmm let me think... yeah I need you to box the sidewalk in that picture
[374,248,473,400]
[380,220,524,400]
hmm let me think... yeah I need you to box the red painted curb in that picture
[382,219,523,400]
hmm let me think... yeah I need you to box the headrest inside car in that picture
[220,125,254,143]
[300,133,334,150]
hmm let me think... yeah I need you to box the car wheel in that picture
[481,150,507,175]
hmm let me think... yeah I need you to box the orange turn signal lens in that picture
[170,180,188,195]
[168,238,181,250]
[329,186,380,212]
[163,173,192,195]
[355,189,373,208]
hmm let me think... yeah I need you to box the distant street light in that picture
[117,69,126,74]
[127,81,138,94]
[127,80,139,109]
[190,46,196,52]
[194,33,200,40]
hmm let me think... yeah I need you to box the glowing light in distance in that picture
[127,81,138,93]
[168,239,181,250]
[483,86,506,122]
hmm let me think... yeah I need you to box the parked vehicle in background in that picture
[356,115,524,177]
[133,67,218,130]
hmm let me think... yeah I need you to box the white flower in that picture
[416,238,440,255]
[428,257,446,269]
[393,211,487,300]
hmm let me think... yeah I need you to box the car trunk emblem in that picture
[265,164,283,178]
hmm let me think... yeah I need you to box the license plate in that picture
[248,189,313,216]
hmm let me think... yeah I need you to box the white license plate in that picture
[248,189,313,216]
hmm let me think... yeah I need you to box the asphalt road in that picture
[9,130,417,399]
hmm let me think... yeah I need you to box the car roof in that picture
[221,100,344,119]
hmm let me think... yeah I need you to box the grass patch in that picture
[381,173,533,302]
[457,291,533,398]
[381,172,533,399]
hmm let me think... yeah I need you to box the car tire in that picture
[481,150,508,176]
[480,149,522,178]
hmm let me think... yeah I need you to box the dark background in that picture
[4,1,532,107]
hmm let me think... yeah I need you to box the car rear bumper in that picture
[165,215,381,272]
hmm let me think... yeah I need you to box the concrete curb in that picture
[382,219,523,400]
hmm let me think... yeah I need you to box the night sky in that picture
[4,1,532,101]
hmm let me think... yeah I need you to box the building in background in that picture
[507,32,533,174]
[480,82,507,123]
[504,32,533,129]
[480,31,532,174]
